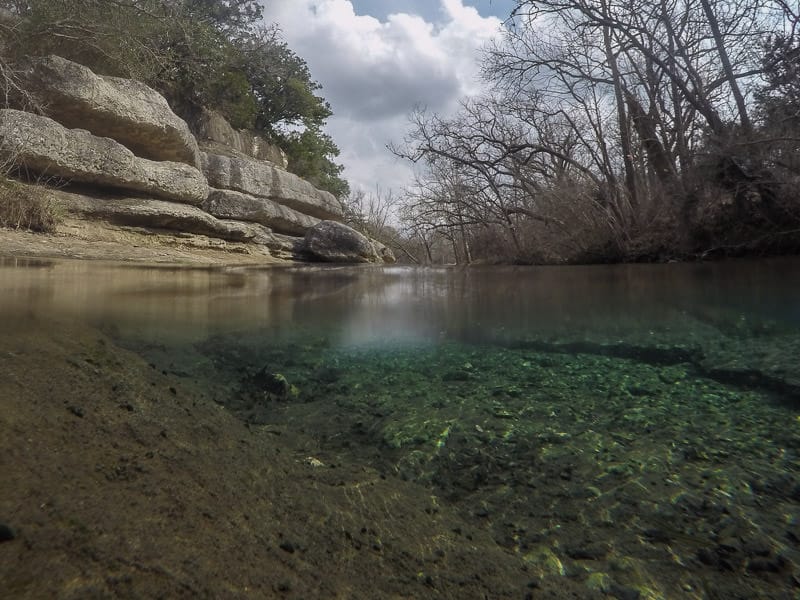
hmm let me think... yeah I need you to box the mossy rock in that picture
[252,370,298,400]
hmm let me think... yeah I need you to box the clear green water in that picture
[2,257,800,597]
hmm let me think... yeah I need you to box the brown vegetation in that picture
[379,0,800,265]
[0,177,60,232]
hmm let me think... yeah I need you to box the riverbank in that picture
[0,219,282,265]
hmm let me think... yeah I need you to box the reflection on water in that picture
[2,256,800,598]
[2,257,799,345]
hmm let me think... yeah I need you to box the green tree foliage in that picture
[283,126,350,199]
[237,32,333,134]
[0,0,350,197]
[180,0,263,34]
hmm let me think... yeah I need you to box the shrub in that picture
[0,178,61,233]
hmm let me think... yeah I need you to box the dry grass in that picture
[0,177,61,233]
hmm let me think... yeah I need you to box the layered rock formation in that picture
[201,153,342,221]
[60,192,267,243]
[202,189,319,236]
[18,55,202,168]
[0,109,208,204]
[191,107,288,169]
[0,55,391,264]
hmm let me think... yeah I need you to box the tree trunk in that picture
[601,16,639,220]
[624,90,676,188]
[698,0,752,134]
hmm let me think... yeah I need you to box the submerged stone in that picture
[0,523,15,542]
[523,546,565,577]
[585,572,613,593]
[252,370,296,400]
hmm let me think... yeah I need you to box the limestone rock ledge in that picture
[372,239,397,264]
[18,55,202,168]
[202,188,319,237]
[59,192,266,243]
[202,152,342,221]
[0,109,208,205]
[191,107,287,169]
[0,54,396,264]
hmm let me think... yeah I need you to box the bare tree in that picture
[391,0,800,262]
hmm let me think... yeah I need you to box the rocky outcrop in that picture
[371,239,397,264]
[18,55,202,168]
[258,232,305,261]
[0,54,396,264]
[59,192,268,243]
[191,107,288,168]
[302,221,380,263]
[202,152,342,221]
[0,109,208,205]
[202,189,319,236]
[272,168,342,220]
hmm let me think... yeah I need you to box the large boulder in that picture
[58,192,267,243]
[191,107,288,168]
[302,221,380,263]
[371,239,397,264]
[201,152,342,220]
[18,55,202,168]
[202,188,319,236]
[0,109,208,205]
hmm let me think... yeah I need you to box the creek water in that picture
[2,256,799,598]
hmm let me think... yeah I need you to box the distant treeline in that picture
[360,0,800,265]
[0,0,349,198]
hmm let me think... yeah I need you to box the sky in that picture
[264,0,517,196]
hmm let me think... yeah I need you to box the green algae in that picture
[182,327,800,598]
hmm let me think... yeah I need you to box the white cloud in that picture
[266,0,503,194]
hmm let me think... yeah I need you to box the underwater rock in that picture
[252,369,296,401]
[67,405,84,418]
[442,370,471,382]
[565,541,610,560]
[608,583,641,600]
[522,545,565,577]
[0,523,15,542]
[585,572,613,593]
[313,366,342,384]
